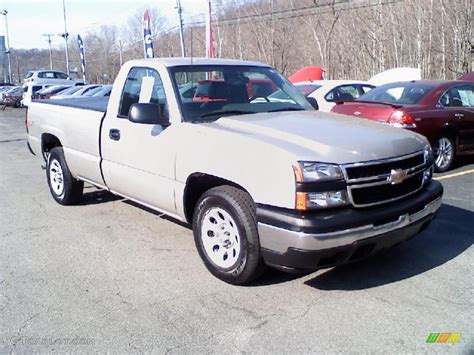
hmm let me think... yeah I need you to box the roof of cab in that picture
[128,57,272,68]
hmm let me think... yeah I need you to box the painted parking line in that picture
[434,169,474,181]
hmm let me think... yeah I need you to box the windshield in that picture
[358,82,436,105]
[82,86,103,97]
[295,84,322,96]
[169,65,312,122]
[58,86,82,96]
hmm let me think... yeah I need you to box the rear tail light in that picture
[388,110,416,128]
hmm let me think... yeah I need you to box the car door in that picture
[324,84,362,112]
[100,66,179,215]
[440,84,474,152]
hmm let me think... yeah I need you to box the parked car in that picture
[22,83,50,107]
[91,85,113,97]
[294,80,375,112]
[33,85,72,100]
[0,86,15,103]
[3,86,23,107]
[68,84,101,98]
[80,85,104,97]
[331,80,474,172]
[26,58,442,285]
[49,86,85,100]
[24,70,83,86]
[459,72,474,81]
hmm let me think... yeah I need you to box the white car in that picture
[21,83,50,107]
[24,70,83,86]
[295,80,375,112]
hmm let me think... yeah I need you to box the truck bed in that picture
[36,97,108,113]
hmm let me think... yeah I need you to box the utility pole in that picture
[1,10,12,83]
[62,0,70,75]
[42,34,54,70]
[176,0,186,57]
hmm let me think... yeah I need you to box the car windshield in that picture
[58,86,82,96]
[358,82,436,105]
[92,85,112,97]
[295,84,322,96]
[170,65,312,122]
[82,86,103,97]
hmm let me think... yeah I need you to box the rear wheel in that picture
[193,185,265,285]
[434,136,455,172]
[46,147,84,205]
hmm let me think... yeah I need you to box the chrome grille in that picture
[342,151,428,207]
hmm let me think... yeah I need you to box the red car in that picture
[331,80,474,172]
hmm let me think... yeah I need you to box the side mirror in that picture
[307,96,319,110]
[128,103,170,126]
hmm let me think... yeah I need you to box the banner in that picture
[77,34,87,83]
[206,0,216,58]
[143,9,154,58]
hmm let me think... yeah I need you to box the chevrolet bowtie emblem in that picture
[388,169,407,184]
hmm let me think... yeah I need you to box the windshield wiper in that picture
[198,110,256,120]
[267,107,305,113]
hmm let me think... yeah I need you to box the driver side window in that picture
[118,67,167,118]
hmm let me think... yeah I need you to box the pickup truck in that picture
[26,58,443,285]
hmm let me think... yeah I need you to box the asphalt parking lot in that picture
[0,107,472,353]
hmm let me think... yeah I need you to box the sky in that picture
[0,0,206,49]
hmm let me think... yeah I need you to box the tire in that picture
[433,136,455,173]
[193,185,265,285]
[46,147,84,205]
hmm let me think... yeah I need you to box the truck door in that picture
[100,66,178,215]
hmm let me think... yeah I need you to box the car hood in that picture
[205,110,427,164]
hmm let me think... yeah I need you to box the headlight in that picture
[296,191,348,210]
[293,162,343,182]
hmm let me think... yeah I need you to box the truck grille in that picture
[342,151,428,207]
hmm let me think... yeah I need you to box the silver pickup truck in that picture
[26,58,443,284]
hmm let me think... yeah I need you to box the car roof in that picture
[295,80,372,87]
[129,57,271,68]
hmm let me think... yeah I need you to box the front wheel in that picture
[193,186,265,285]
[434,136,455,172]
[46,147,84,205]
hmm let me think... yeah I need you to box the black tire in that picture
[433,136,455,173]
[46,147,84,205]
[193,185,265,285]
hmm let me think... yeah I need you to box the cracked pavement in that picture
[0,108,473,353]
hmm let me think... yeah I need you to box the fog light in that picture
[306,190,348,209]
[423,167,433,183]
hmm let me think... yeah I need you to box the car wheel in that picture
[193,185,265,285]
[433,136,455,172]
[46,147,84,205]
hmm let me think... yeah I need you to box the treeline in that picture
[11,0,473,84]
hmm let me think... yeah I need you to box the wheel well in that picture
[183,173,245,223]
[41,133,62,160]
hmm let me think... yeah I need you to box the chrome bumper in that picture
[258,197,442,254]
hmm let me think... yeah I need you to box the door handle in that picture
[454,113,464,118]
[109,128,121,141]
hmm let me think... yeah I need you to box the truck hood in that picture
[206,110,427,164]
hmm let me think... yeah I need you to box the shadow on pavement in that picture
[304,204,473,290]
[79,189,123,205]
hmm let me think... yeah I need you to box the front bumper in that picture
[257,181,443,270]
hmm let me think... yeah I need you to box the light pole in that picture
[42,34,54,70]
[62,0,70,75]
[176,0,186,57]
[1,10,12,84]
